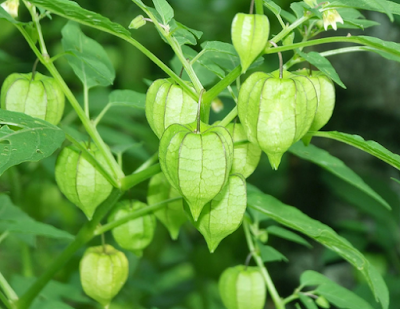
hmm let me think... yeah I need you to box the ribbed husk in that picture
[145,79,198,138]
[159,121,234,221]
[231,13,270,73]
[294,69,335,145]
[147,172,186,240]
[80,245,129,307]
[226,122,262,178]
[1,72,65,125]
[108,200,156,256]
[218,265,266,309]
[188,173,247,253]
[55,145,112,220]
[238,70,318,169]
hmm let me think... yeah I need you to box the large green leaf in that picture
[61,21,115,88]
[0,194,74,240]
[108,90,146,110]
[247,184,389,309]
[0,109,65,176]
[311,131,400,171]
[289,142,390,210]
[301,270,375,309]
[329,0,394,21]
[296,51,346,88]
[267,225,312,248]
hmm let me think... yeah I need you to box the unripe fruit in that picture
[147,172,186,240]
[1,72,65,125]
[226,122,261,178]
[80,245,128,307]
[145,79,198,138]
[55,145,112,219]
[231,13,270,73]
[219,265,266,309]
[189,173,247,253]
[108,200,156,256]
[294,69,335,145]
[159,121,234,221]
[238,70,317,169]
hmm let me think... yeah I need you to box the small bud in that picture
[315,296,330,308]
[1,0,19,18]
[211,98,224,113]
[129,15,146,29]
[322,9,344,31]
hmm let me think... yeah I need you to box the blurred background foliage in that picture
[1,0,400,308]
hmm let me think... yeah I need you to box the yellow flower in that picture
[1,0,19,18]
[323,9,344,31]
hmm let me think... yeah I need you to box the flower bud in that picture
[129,15,146,29]
[322,9,344,31]
[1,0,19,18]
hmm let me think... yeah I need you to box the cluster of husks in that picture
[238,69,335,170]
[145,76,261,252]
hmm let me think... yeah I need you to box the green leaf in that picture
[296,51,346,88]
[152,0,174,25]
[170,20,202,46]
[264,0,282,16]
[329,0,393,21]
[391,177,400,185]
[311,131,400,171]
[301,270,375,309]
[108,89,145,110]
[29,0,131,38]
[0,194,74,241]
[61,21,115,88]
[259,244,288,262]
[0,109,65,176]
[289,142,391,210]
[247,184,389,309]
[356,36,400,63]
[267,225,312,248]
[299,294,318,309]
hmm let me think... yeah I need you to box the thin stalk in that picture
[285,46,373,69]
[14,25,124,183]
[255,0,264,15]
[243,220,284,309]
[0,290,12,309]
[134,152,159,173]
[121,164,161,191]
[21,244,33,278]
[83,83,90,118]
[269,15,310,45]
[219,106,238,127]
[94,197,182,235]
[0,272,18,303]
[24,2,49,57]
[16,189,123,309]
[0,231,9,245]
[283,294,299,305]
[269,41,283,78]
[94,103,112,126]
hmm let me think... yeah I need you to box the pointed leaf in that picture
[289,142,390,210]
[267,225,312,248]
[61,21,115,88]
[301,270,376,309]
[0,109,65,176]
[329,0,393,21]
[0,194,74,240]
[299,294,318,309]
[109,89,145,110]
[247,184,389,309]
[311,131,400,171]
[152,0,174,25]
[296,51,346,88]
[259,244,288,262]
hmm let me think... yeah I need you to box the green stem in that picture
[24,2,49,57]
[16,189,123,309]
[14,25,124,183]
[282,294,299,305]
[0,272,18,303]
[83,83,90,118]
[243,220,284,309]
[94,197,182,235]
[269,15,311,45]
[0,231,9,245]
[285,46,372,69]
[0,290,12,309]
[120,164,161,191]
[134,153,159,173]
[219,107,238,127]
[93,103,112,127]
[255,0,264,15]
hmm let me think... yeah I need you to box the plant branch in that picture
[14,25,124,184]
[95,197,182,235]
[219,107,238,127]
[16,189,123,309]
[255,0,264,15]
[121,164,161,191]
[0,290,12,309]
[0,272,18,304]
[243,220,284,309]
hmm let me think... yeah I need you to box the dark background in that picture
[0,0,400,308]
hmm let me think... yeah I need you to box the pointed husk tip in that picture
[267,152,284,170]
